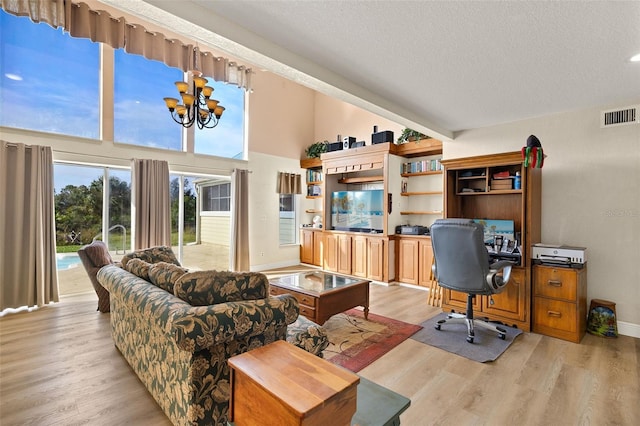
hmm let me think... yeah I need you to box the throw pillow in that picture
[124,258,152,281]
[120,246,180,269]
[174,271,269,306]
[148,262,188,293]
[84,241,113,267]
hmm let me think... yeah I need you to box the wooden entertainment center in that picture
[301,145,541,332]
[300,140,443,285]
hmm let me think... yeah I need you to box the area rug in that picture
[322,309,422,372]
[411,313,523,363]
[411,313,522,362]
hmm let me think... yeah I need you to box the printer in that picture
[532,244,587,268]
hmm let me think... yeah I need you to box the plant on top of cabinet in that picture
[397,128,430,144]
[305,141,329,158]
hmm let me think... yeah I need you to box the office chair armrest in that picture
[486,260,513,292]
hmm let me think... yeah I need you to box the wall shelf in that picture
[400,211,443,215]
[400,170,442,178]
[401,191,443,197]
[337,175,384,184]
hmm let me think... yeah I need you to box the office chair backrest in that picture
[430,218,492,294]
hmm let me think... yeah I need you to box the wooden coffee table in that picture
[269,271,370,325]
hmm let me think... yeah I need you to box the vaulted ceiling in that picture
[102,0,640,140]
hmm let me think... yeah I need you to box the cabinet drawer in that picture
[269,287,317,308]
[299,305,317,320]
[533,266,577,301]
[533,297,577,333]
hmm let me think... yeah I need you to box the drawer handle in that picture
[547,280,562,287]
[547,310,562,318]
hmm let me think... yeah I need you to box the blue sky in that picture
[0,10,245,157]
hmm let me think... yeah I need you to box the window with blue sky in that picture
[0,12,99,138]
[1,10,245,159]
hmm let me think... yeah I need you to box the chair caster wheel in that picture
[499,333,506,340]
[466,336,474,343]
[435,324,441,331]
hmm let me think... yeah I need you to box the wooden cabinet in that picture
[352,235,368,278]
[323,232,352,275]
[300,228,322,266]
[313,232,323,266]
[324,233,339,272]
[396,236,434,288]
[398,238,419,285]
[367,237,385,281]
[337,234,352,275]
[440,151,541,331]
[300,229,314,264]
[418,238,434,286]
[532,264,587,343]
[322,231,392,282]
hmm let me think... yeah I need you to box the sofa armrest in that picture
[171,294,299,352]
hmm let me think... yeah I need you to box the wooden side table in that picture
[228,340,359,426]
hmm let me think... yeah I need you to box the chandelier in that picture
[163,71,225,129]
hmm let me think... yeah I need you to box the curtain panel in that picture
[0,0,252,90]
[0,141,59,311]
[276,172,301,195]
[230,169,250,272]
[131,159,171,250]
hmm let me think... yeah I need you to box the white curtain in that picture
[230,169,250,272]
[131,159,171,250]
[0,0,252,90]
[276,172,302,194]
[0,141,59,311]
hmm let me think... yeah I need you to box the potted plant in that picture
[396,128,430,144]
[305,141,328,158]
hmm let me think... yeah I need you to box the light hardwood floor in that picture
[1,283,638,425]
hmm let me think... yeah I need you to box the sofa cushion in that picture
[121,246,180,269]
[174,270,269,306]
[148,262,188,293]
[84,240,113,267]
[124,258,152,281]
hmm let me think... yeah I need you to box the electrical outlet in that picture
[260,252,264,257]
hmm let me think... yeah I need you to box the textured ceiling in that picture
[102,0,640,139]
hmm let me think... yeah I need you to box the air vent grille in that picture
[601,105,639,128]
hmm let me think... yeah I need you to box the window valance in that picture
[276,172,301,195]
[0,0,252,91]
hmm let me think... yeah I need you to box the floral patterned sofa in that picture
[97,246,328,426]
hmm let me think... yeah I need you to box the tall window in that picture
[279,194,297,245]
[0,11,99,138]
[194,82,246,159]
[0,11,246,159]
[114,50,182,149]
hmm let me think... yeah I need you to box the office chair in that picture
[430,219,514,343]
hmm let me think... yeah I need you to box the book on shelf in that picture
[401,159,442,174]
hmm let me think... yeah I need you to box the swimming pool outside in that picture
[56,253,82,270]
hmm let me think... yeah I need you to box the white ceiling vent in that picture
[600,105,639,128]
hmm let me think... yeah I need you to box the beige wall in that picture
[248,71,315,160]
[313,92,405,146]
[445,100,640,333]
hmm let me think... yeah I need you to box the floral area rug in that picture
[322,309,423,372]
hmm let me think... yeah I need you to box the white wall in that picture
[247,152,304,270]
[447,100,640,334]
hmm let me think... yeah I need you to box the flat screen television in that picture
[330,190,384,233]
